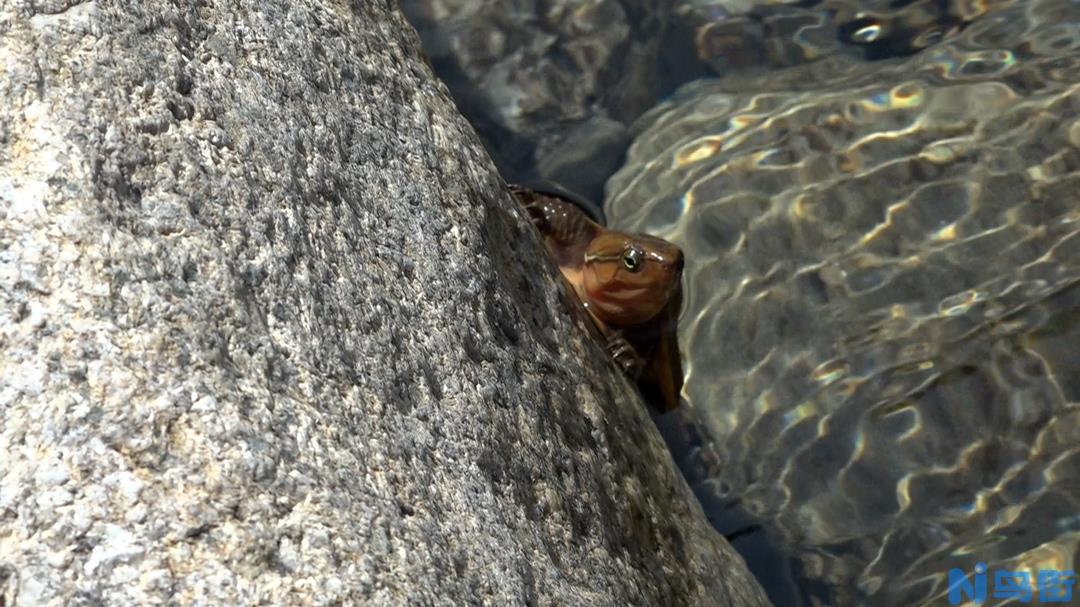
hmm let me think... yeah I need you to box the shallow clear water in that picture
[404,0,1080,604]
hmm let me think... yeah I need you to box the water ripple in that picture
[612,0,1080,603]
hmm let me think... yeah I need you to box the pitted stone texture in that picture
[608,0,1080,604]
[399,0,694,204]
[0,1,769,606]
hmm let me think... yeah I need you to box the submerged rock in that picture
[679,0,1003,74]
[608,0,1080,603]
[0,1,769,605]
[399,0,704,204]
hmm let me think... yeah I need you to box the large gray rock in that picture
[0,1,768,606]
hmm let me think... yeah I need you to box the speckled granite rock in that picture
[0,1,769,606]
[399,0,703,204]
[608,0,1080,604]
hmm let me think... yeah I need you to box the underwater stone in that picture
[399,0,701,204]
[0,1,769,606]
[609,0,1080,603]
[677,0,1002,72]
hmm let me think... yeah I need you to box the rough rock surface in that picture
[607,0,1080,604]
[0,1,768,606]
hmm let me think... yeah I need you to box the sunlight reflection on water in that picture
[614,0,1080,604]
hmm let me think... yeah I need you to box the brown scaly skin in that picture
[511,185,685,412]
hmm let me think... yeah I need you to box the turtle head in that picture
[582,231,684,327]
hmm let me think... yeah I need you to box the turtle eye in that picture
[622,248,643,272]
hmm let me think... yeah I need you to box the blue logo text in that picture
[948,563,1076,604]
